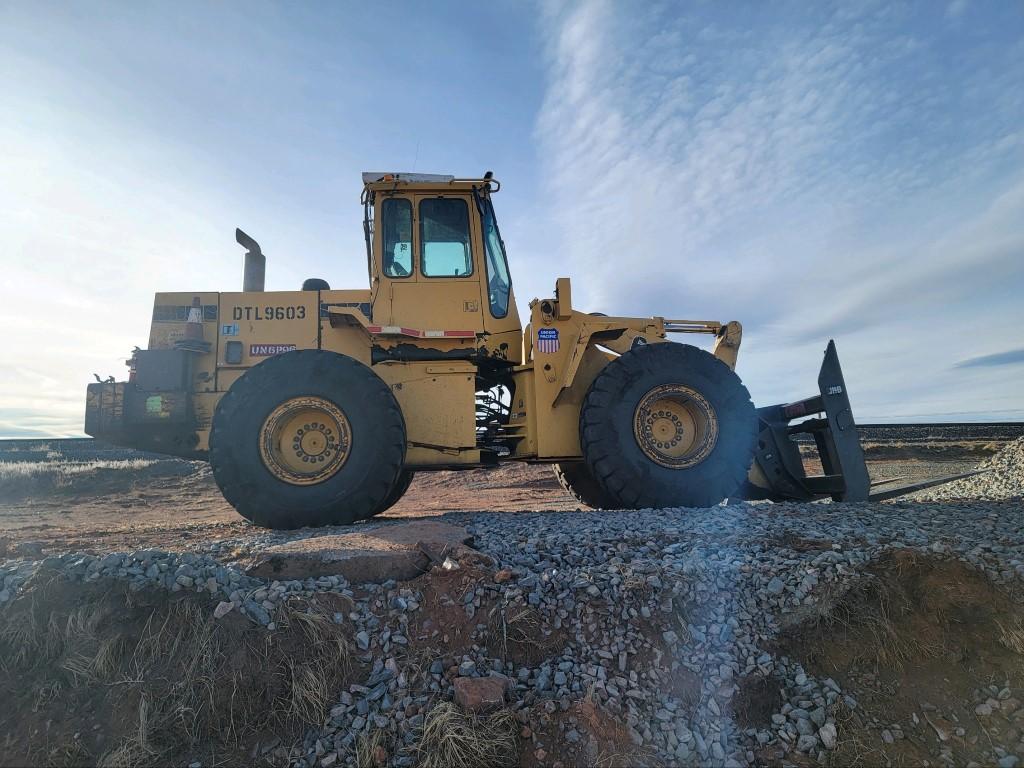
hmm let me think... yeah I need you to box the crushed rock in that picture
[911,436,1024,502]
[2,497,1022,767]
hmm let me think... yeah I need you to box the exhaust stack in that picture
[236,228,265,292]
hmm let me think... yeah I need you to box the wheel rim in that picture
[633,384,718,469]
[259,396,352,485]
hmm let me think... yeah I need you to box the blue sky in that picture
[1,0,1022,438]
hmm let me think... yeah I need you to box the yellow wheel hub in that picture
[259,396,351,485]
[633,384,718,469]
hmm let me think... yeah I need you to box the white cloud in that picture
[946,0,969,19]
[535,2,1024,420]
[1,0,1022,438]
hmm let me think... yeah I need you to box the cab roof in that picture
[361,172,454,184]
[361,171,499,193]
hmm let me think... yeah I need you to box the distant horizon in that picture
[3,418,1023,443]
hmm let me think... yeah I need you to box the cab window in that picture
[382,198,412,277]
[478,196,511,318]
[420,198,473,277]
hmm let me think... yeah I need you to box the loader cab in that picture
[361,173,522,363]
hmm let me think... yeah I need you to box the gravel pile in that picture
[3,499,1023,768]
[0,548,353,628]
[288,500,1024,767]
[913,436,1024,502]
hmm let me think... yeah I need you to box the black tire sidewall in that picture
[554,462,620,509]
[210,350,405,528]
[365,470,416,518]
[581,343,756,508]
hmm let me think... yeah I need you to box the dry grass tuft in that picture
[824,697,892,768]
[593,749,662,768]
[797,561,946,672]
[98,697,156,768]
[481,597,567,667]
[853,580,943,670]
[416,701,518,768]
[996,617,1024,655]
[490,602,541,661]
[0,573,355,766]
[37,736,94,768]
[283,608,352,724]
[354,728,390,768]
[0,459,159,497]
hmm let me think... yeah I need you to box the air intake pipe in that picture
[236,228,265,292]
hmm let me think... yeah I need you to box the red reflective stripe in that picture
[367,325,382,333]
[443,330,476,337]
[399,327,422,337]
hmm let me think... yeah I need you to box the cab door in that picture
[371,195,414,324]
[385,194,486,333]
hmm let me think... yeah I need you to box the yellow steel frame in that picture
[143,176,744,468]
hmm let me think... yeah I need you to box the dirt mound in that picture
[0,567,358,767]
[734,674,784,730]
[778,549,1024,766]
[519,696,654,768]
[407,562,569,667]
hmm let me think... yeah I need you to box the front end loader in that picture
[84,171,936,529]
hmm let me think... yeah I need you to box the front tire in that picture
[364,470,415,519]
[580,343,756,509]
[553,462,620,509]
[209,350,405,529]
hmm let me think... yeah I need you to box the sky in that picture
[1,0,1022,438]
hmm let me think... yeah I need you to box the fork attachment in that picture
[742,340,871,502]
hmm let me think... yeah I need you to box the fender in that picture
[556,318,665,402]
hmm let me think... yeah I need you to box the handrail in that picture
[663,320,723,334]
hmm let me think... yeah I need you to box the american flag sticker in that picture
[537,327,560,354]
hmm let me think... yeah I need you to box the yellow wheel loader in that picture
[85,172,895,529]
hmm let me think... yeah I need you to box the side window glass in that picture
[479,197,512,318]
[382,198,412,277]
[420,198,472,277]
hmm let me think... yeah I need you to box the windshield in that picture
[420,197,473,277]
[474,191,512,318]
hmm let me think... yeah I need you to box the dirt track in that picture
[0,428,1008,555]
[0,461,585,556]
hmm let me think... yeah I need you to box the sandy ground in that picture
[0,439,998,556]
[0,462,578,554]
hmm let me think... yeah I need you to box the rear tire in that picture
[580,343,756,509]
[209,350,405,529]
[363,470,415,518]
[553,462,620,509]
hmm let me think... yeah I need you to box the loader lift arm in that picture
[664,319,743,370]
